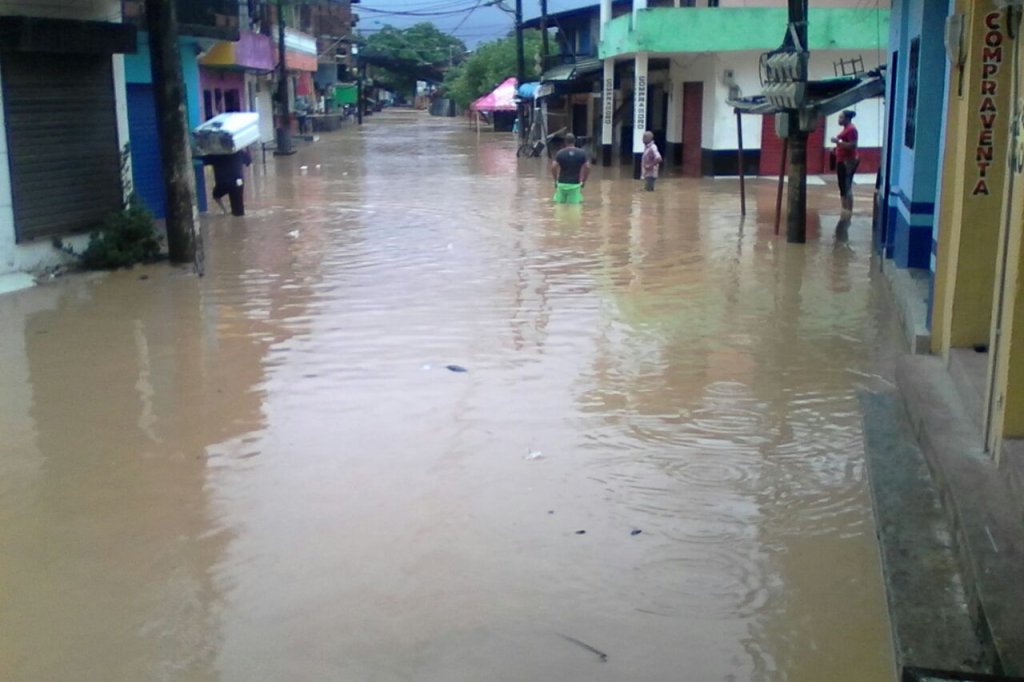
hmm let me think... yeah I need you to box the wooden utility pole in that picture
[540,0,549,61]
[275,0,295,154]
[146,0,199,265]
[358,59,366,125]
[515,0,526,141]
[785,0,808,244]
[515,0,525,83]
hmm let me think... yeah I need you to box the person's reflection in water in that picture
[553,201,583,234]
[831,214,854,293]
[834,214,850,247]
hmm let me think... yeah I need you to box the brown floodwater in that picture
[1,111,900,681]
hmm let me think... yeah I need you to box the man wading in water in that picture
[551,133,590,204]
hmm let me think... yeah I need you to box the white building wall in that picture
[674,49,885,152]
[247,73,275,143]
[0,0,129,276]
[810,49,885,149]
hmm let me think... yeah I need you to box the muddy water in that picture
[0,111,899,681]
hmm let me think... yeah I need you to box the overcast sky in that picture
[356,0,593,47]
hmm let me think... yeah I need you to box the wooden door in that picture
[682,81,703,177]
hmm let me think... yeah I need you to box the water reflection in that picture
[0,112,897,681]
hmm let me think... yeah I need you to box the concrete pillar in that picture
[598,0,613,167]
[632,52,648,179]
[633,0,647,27]
[666,60,683,166]
[600,0,612,42]
[601,59,614,166]
[933,3,1013,354]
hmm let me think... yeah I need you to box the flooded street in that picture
[1,111,899,681]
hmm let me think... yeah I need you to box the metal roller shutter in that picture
[2,51,122,242]
[126,84,166,219]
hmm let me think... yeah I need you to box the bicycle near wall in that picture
[517,111,567,159]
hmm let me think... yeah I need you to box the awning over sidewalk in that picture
[535,57,603,99]
[728,69,886,118]
[539,57,602,83]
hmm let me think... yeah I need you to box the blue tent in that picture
[517,82,539,100]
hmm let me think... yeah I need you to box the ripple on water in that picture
[631,545,773,620]
[666,456,761,489]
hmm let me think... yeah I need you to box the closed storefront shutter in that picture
[126,84,166,219]
[2,51,121,242]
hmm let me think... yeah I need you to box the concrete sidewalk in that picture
[864,355,1024,677]
[895,356,1024,675]
[871,235,1024,676]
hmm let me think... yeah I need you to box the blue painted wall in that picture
[882,0,950,271]
[125,32,205,130]
[124,32,207,213]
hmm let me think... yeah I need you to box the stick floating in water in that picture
[557,634,608,663]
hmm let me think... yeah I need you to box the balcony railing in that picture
[122,0,239,40]
[543,52,594,71]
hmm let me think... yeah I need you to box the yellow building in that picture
[932,1,1023,463]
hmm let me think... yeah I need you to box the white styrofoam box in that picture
[193,112,260,156]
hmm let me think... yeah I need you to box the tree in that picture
[362,23,466,97]
[442,30,542,111]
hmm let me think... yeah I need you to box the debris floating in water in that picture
[630,529,642,536]
[557,633,608,663]
[575,530,586,535]
[525,450,544,461]
[446,365,468,373]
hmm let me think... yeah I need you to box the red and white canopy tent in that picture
[471,76,518,112]
[469,77,518,131]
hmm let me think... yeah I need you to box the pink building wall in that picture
[199,68,245,121]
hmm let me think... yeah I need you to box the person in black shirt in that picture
[550,134,590,204]
[201,149,252,216]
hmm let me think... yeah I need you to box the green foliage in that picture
[362,23,466,95]
[443,30,543,111]
[364,22,465,65]
[78,195,163,270]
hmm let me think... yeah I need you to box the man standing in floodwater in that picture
[641,130,662,191]
[551,133,590,204]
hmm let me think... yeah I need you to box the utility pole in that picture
[514,0,526,141]
[785,0,808,244]
[275,0,295,155]
[146,0,198,265]
[540,0,549,62]
[514,0,525,83]
[358,58,365,125]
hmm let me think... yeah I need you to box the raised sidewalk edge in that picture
[860,391,993,674]
[894,355,1024,676]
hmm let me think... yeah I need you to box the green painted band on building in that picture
[599,8,889,59]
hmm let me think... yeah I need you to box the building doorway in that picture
[681,81,703,177]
